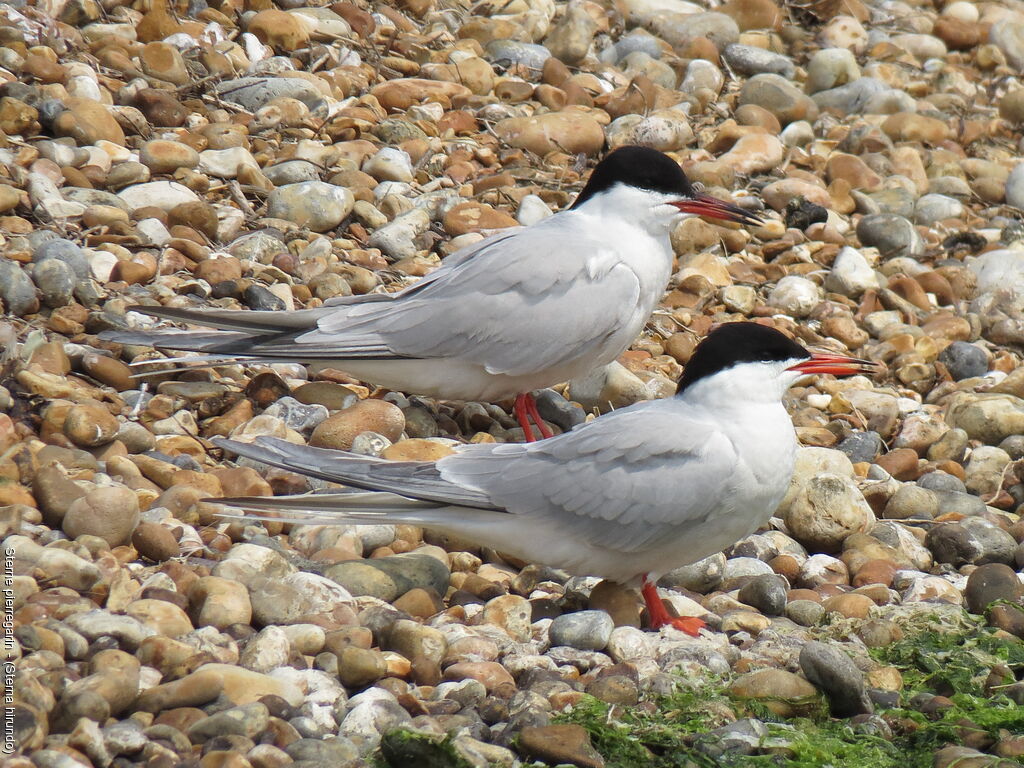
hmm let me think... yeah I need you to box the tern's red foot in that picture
[523,393,554,439]
[667,616,707,635]
[641,577,704,636]
[513,393,538,442]
[514,392,553,442]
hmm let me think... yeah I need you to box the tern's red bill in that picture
[671,194,763,226]
[787,353,879,377]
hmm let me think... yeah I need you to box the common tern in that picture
[210,323,877,634]
[102,146,761,441]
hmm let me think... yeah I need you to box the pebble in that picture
[799,640,872,717]
[62,486,140,548]
[549,610,615,651]
[723,44,795,78]
[728,669,821,717]
[825,247,879,297]
[117,181,199,212]
[939,341,988,380]
[964,563,1024,615]
[310,399,405,450]
[737,573,788,615]
[517,725,604,768]
[768,275,820,317]
[856,213,924,259]
[266,181,354,232]
[494,111,605,157]
[785,474,875,552]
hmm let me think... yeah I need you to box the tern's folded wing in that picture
[215,400,737,556]
[436,402,738,553]
[310,222,646,375]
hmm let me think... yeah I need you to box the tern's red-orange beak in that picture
[671,194,763,226]
[787,353,879,377]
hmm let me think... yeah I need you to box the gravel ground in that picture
[3,0,1024,765]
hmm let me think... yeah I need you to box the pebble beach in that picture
[3,0,1024,764]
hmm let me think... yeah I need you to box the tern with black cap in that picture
[103,146,761,441]
[208,322,877,634]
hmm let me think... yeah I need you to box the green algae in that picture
[556,618,1024,768]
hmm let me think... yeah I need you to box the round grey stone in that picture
[998,434,1024,460]
[737,574,788,616]
[603,29,663,63]
[938,341,988,380]
[799,640,872,717]
[286,737,359,763]
[216,76,325,111]
[856,213,924,259]
[723,44,795,78]
[485,40,551,72]
[263,160,322,186]
[925,518,1017,566]
[812,77,890,114]
[34,238,91,279]
[534,389,585,432]
[549,610,614,651]
[0,260,38,316]
[882,484,939,520]
[837,431,884,463]
[659,552,725,593]
[964,563,1024,614]
[917,471,966,494]
[785,599,825,627]
[32,257,76,308]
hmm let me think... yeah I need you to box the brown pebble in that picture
[310,399,406,450]
[821,593,875,619]
[132,522,181,562]
[63,403,119,447]
[875,448,920,480]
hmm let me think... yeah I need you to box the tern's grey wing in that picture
[214,401,736,555]
[309,217,645,375]
[214,436,500,509]
[436,402,739,553]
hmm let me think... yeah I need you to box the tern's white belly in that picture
[320,348,622,402]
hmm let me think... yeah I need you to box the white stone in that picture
[776,446,855,516]
[136,217,172,246]
[825,246,879,297]
[117,181,200,212]
[362,147,414,183]
[199,147,261,179]
[768,275,821,317]
[969,247,1024,295]
[239,626,291,673]
[366,207,431,260]
[88,249,119,283]
[265,181,354,232]
[516,194,552,226]
[943,1,978,22]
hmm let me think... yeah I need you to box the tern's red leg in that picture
[523,392,554,439]
[641,576,706,636]
[514,393,538,442]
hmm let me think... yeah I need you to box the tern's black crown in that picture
[676,323,810,393]
[570,146,695,209]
